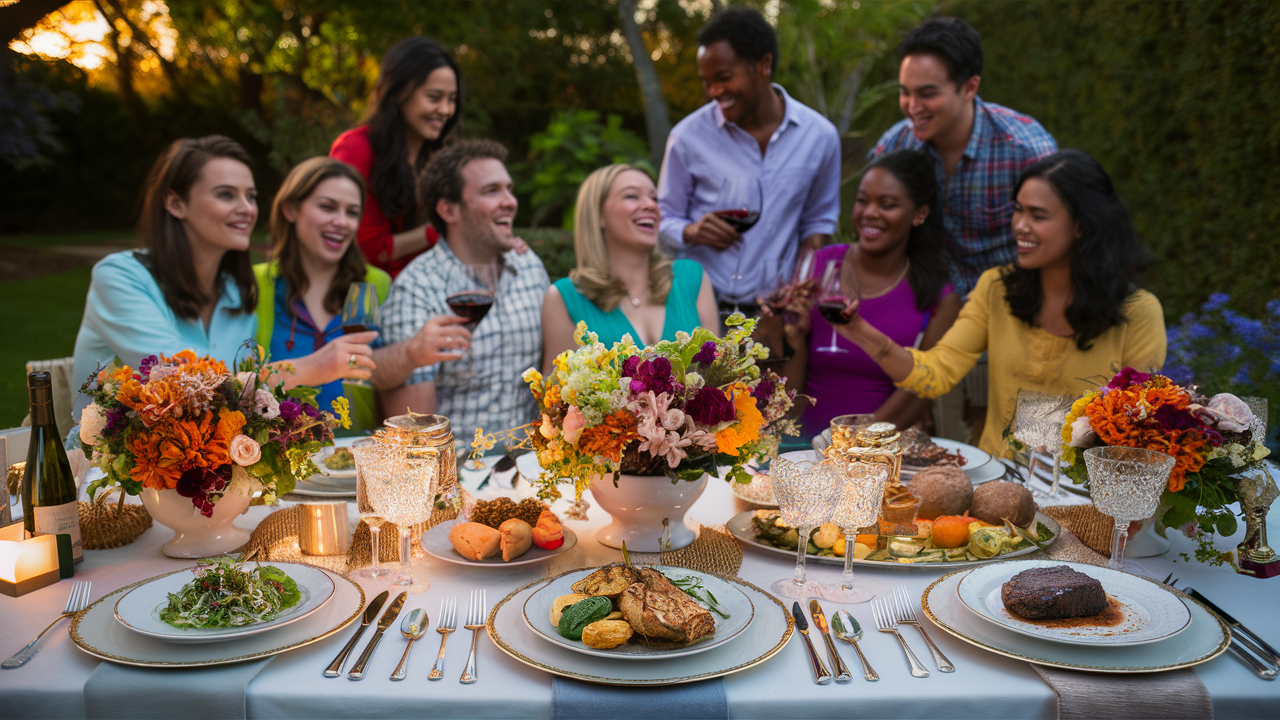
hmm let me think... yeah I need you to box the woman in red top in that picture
[330,37,461,277]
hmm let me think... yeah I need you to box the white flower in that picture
[79,404,108,446]
[254,388,280,419]
[1206,393,1253,433]
[1067,415,1097,448]
[229,434,262,466]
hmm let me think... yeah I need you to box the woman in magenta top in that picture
[790,150,961,435]
[330,37,461,278]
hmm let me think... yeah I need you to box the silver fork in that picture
[459,589,486,684]
[428,597,457,681]
[3,580,92,669]
[891,585,954,672]
[872,597,929,678]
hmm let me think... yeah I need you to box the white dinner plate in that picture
[489,569,791,684]
[287,480,356,498]
[113,562,336,644]
[74,567,363,667]
[727,509,1060,570]
[923,568,1227,673]
[310,435,361,481]
[521,566,754,660]
[955,559,1192,646]
[729,471,778,507]
[420,518,579,568]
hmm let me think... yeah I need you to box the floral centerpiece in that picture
[474,317,802,503]
[1060,367,1271,564]
[78,346,348,516]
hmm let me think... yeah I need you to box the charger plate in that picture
[488,568,792,685]
[71,567,363,667]
[922,568,1229,673]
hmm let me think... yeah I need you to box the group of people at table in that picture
[70,9,1166,459]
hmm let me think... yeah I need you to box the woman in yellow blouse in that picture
[832,149,1166,456]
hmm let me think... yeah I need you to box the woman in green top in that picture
[541,164,718,369]
[253,157,386,434]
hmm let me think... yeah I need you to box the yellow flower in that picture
[330,396,351,429]
[715,383,763,456]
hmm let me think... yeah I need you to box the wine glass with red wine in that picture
[341,283,381,388]
[445,263,499,388]
[817,258,859,354]
[760,247,816,323]
[714,176,763,308]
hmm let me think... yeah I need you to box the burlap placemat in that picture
[1042,504,1115,558]
[621,525,744,577]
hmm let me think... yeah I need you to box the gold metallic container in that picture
[381,412,458,495]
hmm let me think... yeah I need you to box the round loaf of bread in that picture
[910,466,973,520]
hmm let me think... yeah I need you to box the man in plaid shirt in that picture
[376,140,548,441]
[871,17,1057,297]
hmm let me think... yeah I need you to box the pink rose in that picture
[229,434,262,466]
[562,406,586,446]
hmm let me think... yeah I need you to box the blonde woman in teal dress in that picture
[541,164,719,369]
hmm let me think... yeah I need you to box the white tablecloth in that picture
[2,467,1278,719]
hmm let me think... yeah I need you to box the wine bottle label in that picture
[32,501,83,563]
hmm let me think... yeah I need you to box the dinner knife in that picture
[792,601,832,685]
[1183,586,1280,666]
[324,590,389,677]
[809,599,852,683]
[348,591,407,680]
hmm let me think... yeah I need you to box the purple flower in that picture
[1107,367,1152,389]
[692,341,717,366]
[686,386,735,426]
[1156,405,1224,446]
[137,355,159,382]
[301,403,320,419]
[104,408,128,436]
[751,378,775,405]
[176,465,230,517]
[279,400,302,421]
[629,357,677,396]
[622,355,641,378]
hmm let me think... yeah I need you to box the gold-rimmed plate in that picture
[488,569,793,686]
[922,568,1229,673]
[72,567,363,667]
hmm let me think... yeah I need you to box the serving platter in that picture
[420,519,579,568]
[72,567,363,667]
[521,566,754,660]
[922,568,1228,673]
[812,431,1001,483]
[956,560,1191,646]
[727,509,1060,570]
[488,568,792,685]
[113,562,335,644]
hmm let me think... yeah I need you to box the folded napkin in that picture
[552,676,727,720]
[1032,665,1213,720]
[84,658,274,720]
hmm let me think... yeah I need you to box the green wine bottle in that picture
[22,371,82,563]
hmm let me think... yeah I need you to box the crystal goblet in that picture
[822,461,889,604]
[351,438,396,580]
[1012,389,1076,499]
[770,451,844,600]
[1083,446,1175,573]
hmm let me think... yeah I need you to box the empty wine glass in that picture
[1083,446,1175,573]
[351,438,395,580]
[816,258,858,354]
[770,451,844,600]
[823,461,889,604]
[1011,390,1076,499]
[715,176,763,310]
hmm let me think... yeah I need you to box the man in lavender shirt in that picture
[658,5,841,312]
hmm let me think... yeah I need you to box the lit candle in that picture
[298,502,350,556]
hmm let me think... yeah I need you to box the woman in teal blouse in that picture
[540,164,718,368]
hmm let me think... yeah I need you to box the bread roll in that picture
[449,521,501,561]
[499,518,533,561]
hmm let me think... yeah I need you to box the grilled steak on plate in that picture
[1001,565,1106,620]
[619,568,715,644]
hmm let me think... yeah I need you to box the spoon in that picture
[390,608,428,681]
[832,610,878,681]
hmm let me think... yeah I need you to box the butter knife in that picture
[1183,586,1279,667]
[325,590,389,677]
[809,599,852,683]
[792,601,832,685]
[348,592,407,680]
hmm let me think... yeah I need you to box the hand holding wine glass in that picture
[445,264,499,333]
[716,177,763,302]
[817,258,860,354]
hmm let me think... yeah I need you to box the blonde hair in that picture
[570,164,672,313]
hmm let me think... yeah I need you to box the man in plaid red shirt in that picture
[871,17,1057,298]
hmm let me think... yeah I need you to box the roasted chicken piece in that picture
[570,563,639,600]
[618,568,715,644]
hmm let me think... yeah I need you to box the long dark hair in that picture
[861,149,950,312]
[1000,149,1154,350]
[363,37,463,225]
[269,157,368,315]
[137,135,256,320]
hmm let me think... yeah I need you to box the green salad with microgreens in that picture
[158,557,301,629]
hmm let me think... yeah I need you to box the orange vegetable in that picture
[931,515,977,549]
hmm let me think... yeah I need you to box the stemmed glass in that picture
[341,283,381,389]
[760,247,817,323]
[770,452,845,600]
[352,438,438,592]
[816,258,858,354]
[444,263,499,387]
[715,176,763,310]
[823,461,889,604]
[1083,446,1176,572]
[1011,390,1076,498]
[351,439,394,580]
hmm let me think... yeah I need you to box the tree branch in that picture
[0,0,72,46]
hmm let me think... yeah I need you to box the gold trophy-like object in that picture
[1238,467,1280,578]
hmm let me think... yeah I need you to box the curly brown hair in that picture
[419,139,509,236]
